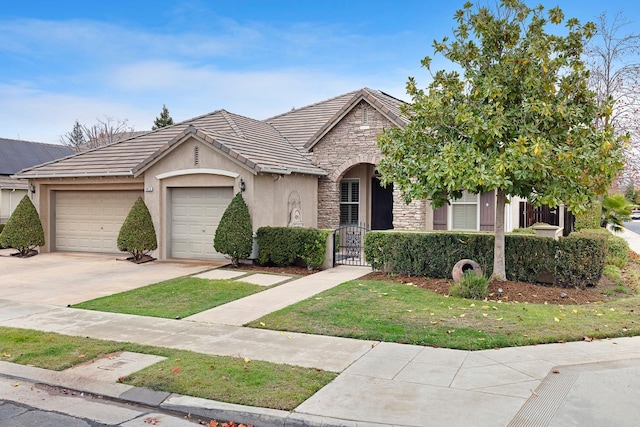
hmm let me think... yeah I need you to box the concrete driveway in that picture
[0,250,224,305]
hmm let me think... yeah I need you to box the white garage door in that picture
[55,191,143,253]
[171,187,234,259]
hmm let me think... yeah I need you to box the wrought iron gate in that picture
[333,223,369,266]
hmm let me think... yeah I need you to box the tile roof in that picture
[16,88,407,179]
[0,176,27,190]
[0,138,74,175]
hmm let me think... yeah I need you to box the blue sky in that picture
[2,0,640,143]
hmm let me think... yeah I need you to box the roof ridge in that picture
[263,89,361,122]
[219,110,246,139]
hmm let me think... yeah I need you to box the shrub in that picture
[449,271,489,300]
[117,197,157,263]
[365,230,606,289]
[214,192,253,266]
[0,195,44,257]
[603,264,623,285]
[606,235,630,268]
[601,194,634,232]
[509,227,536,235]
[257,227,330,269]
[0,223,4,249]
[574,201,601,231]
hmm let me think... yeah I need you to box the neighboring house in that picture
[0,138,73,222]
[16,88,524,260]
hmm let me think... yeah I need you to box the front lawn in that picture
[0,327,336,411]
[73,276,264,319]
[247,279,640,350]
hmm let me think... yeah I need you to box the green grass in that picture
[0,327,335,410]
[247,280,640,350]
[73,276,264,318]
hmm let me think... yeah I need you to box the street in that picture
[0,376,204,427]
[625,221,640,234]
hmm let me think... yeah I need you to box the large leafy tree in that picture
[377,0,626,280]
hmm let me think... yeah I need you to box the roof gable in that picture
[302,88,407,151]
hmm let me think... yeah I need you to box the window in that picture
[340,179,359,225]
[451,191,478,230]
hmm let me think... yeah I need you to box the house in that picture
[16,88,524,260]
[0,138,73,222]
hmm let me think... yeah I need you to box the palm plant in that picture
[601,194,634,232]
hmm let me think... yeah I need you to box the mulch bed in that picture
[235,263,614,305]
[362,272,609,305]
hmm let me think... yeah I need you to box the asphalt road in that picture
[0,399,112,427]
[625,220,640,234]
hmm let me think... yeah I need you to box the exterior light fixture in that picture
[239,178,246,192]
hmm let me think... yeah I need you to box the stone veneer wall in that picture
[392,188,427,230]
[313,100,428,230]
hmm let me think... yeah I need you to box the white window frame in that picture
[449,191,480,231]
[339,179,360,225]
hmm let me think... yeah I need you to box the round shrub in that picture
[214,192,253,266]
[0,195,45,257]
[449,271,489,300]
[117,197,157,262]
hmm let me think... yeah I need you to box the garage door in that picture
[55,191,143,253]
[171,187,234,259]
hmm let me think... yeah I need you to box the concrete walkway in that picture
[1,259,640,425]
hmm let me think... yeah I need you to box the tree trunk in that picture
[493,189,507,281]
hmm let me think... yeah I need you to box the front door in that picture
[371,177,393,230]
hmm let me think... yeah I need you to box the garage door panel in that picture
[171,187,233,260]
[55,191,143,253]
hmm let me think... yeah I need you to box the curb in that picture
[0,361,371,427]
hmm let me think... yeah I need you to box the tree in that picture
[117,197,157,263]
[585,12,640,183]
[59,119,86,151]
[152,104,174,130]
[0,195,45,257]
[601,194,633,232]
[214,192,253,266]
[61,116,136,152]
[377,0,626,280]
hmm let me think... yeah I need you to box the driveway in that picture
[0,250,224,305]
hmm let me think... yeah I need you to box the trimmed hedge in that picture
[574,201,602,231]
[364,231,606,289]
[257,227,330,270]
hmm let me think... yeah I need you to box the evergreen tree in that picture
[214,193,253,266]
[152,104,174,130]
[117,197,158,263]
[0,195,45,257]
[60,119,87,151]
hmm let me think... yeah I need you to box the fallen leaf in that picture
[244,357,251,363]
[77,354,86,359]
[496,317,503,321]
[584,336,593,342]
[260,322,266,326]
[172,367,181,374]
[12,382,19,387]
[554,317,560,322]
[144,417,159,425]
[209,365,215,370]
[459,314,466,318]
[2,352,10,358]
[552,369,560,374]
[482,313,488,317]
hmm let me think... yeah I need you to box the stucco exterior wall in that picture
[144,136,319,258]
[0,188,27,222]
[28,177,144,253]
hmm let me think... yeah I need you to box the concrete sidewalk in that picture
[1,264,640,426]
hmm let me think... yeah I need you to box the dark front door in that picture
[371,177,393,230]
